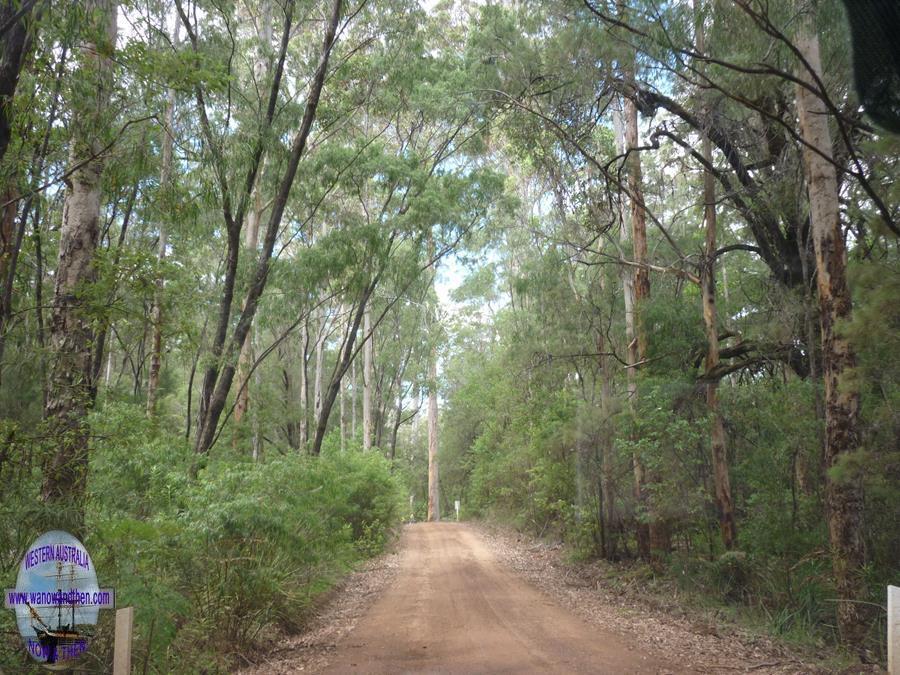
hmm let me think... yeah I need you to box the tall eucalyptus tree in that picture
[42,0,118,524]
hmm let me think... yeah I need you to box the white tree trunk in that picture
[596,271,618,559]
[615,96,650,560]
[794,0,865,646]
[314,307,326,422]
[42,0,117,517]
[427,348,440,522]
[340,305,346,452]
[104,346,113,387]
[340,366,346,452]
[234,1,271,438]
[695,0,736,550]
[351,348,357,438]
[147,24,178,417]
[299,320,308,447]
[362,305,373,450]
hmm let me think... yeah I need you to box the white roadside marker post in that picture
[889,585,899,675]
[454,500,460,521]
[113,606,134,675]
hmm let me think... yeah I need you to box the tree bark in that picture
[624,90,671,559]
[314,305,326,426]
[696,0,736,551]
[351,347,357,438]
[0,0,35,166]
[234,1,271,432]
[427,343,440,522]
[0,184,17,353]
[41,0,117,527]
[374,364,387,449]
[794,0,866,647]
[339,350,346,452]
[232,212,260,430]
[278,340,298,448]
[614,97,650,561]
[426,233,440,521]
[701,135,736,550]
[33,200,46,408]
[389,384,404,462]
[362,305,373,450]
[147,57,177,417]
[597,321,618,560]
[298,319,309,447]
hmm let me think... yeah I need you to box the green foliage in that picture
[0,405,402,673]
[0,0,896,668]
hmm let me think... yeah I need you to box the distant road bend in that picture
[322,522,668,674]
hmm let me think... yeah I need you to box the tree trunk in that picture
[0,0,35,166]
[389,386,404,462]
[696,0,736,551]
[427,345,440,522]
[339,357,346,452]
[799,222,821,496]
[41,0,117,528]
[147,63,177,417]
[374,366,387,449]
[794,1,866,647]
[623,90,670,559]
[313,306,326,424]
[614,98,650,561]
[351,350,357,438]
[232,204,260,431]
[298,319,309,447]
[362,305,373,450]
[234,0,272,433]
[597,321,618,560]
[700,134,736,549]
[281,363,297,447]
[250,321,261,460]
[0,187,17,349]
[33,201,46,408]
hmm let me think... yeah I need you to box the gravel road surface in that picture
[320,522,666,674]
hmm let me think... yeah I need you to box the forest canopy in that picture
[0,0,897,671]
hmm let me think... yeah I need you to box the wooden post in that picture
[889,586,899,675]
[113,606,134,675]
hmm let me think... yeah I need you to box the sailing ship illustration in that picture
[23,559,92,666]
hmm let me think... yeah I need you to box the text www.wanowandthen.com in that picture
[6,588,113,608]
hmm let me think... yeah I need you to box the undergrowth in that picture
[0,403,403,673]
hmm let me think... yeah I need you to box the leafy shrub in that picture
[0,404,403,673]
[712,550,754,602]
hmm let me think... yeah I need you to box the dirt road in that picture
[321,522,668,674]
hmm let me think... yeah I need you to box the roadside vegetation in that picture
[0,0,896,671]
[1,404,402,672]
